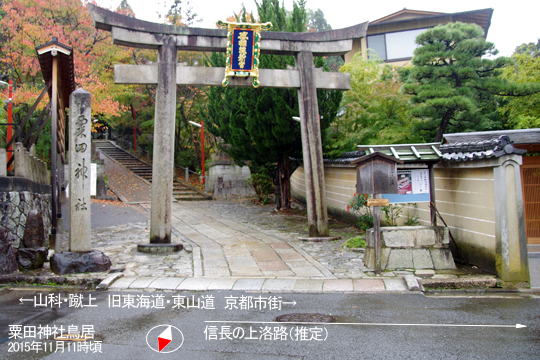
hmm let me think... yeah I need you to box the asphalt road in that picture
[60,202,148,231]
[0,289,539,359]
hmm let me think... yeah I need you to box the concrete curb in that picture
[421,275,498,289]
[97,272,124,290]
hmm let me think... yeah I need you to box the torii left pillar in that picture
[137,36,182,253]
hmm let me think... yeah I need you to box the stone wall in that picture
[364,226,456,270]
[13,143,50,185]
[1,190,52,248]
[1,177,52,274]
[291,155,529,283]
[207,151,255,198]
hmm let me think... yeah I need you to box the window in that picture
[367,28,427,61]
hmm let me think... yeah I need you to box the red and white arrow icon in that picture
[158,326,172,352]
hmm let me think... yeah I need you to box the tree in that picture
[307,8,331,32]
[498,39,540,129]
[402,22,540,142]
[203,0,342,209]
[0,0,124,117]
[326,53,421,157]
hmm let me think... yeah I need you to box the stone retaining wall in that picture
[364,226,456,270]
[1,190,52,249]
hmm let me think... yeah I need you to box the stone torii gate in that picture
[88,5,367,250]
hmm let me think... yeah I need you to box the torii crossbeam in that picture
[88,4,368,249]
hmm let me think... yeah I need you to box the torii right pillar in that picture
[296,51,329,238]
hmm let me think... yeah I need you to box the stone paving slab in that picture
[323,279,354,292]
[294,279,324,292]
[353,279,386,292]
[148,277,186,290]
[108,276,137,289]
[128,277,158,289]
[261,279,297,292]
[177,277,215,291]
[207,278,239,290]
[383,278,408,291]
[233,278,266,291]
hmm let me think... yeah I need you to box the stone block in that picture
[386,249,414,269]
[50,250,112,274]
[9,192,20,206]
[22,210,45,249]
[17,247,48,270]
[430,249,456,270]
[416,228,436,246]
[412,249,434,269]
[383,278,408,291]
[404,275,420,291]
[382,229,415,247]
[0,228,18,274]
[0,148,6,177]
[436,227,450,245]
[364,247,391,270]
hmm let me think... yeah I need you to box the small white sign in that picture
[91,163,97,196]
[411,169,429,194]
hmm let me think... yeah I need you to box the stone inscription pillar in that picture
[295,51,329,237]
[149,37,178,244]
[494,156,530,283]
[69,89,92,251]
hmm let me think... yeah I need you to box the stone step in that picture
[174,196,212,201]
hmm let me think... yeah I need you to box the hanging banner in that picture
[217,20,272,88]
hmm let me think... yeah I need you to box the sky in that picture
[96,0,539,57]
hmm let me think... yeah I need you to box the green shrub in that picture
[247,172,274,202]
[343,236,366,249]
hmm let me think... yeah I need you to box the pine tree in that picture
[402,22,540,142]
[203,0,342,209]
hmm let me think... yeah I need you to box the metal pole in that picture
[428,163,437,227]
[373,194,381,275]
[133,127,136,151]
[201,121,205,184]
[50,56,58,244]
[185,167,189,183]
[7,80,12,171]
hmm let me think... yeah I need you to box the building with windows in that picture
[345,8,493,65]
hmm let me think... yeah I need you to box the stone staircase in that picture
[94,140,212,201]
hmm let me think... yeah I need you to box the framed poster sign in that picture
[383,169,430,203]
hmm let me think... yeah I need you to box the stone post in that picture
[68,89,92,252]
[295,51,329,237]
[493,155,530,283]
[0,148,6,176]
[140,36,181,253]
[14,142,31,179]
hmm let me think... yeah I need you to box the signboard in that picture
[91,162,97,196]
[217,21,272,88]
[383,169,430,203]
[353,152,402,195]
[367,199,390,207]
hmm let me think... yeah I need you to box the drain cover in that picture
[275,313,336,323]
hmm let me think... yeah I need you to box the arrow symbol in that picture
[19,297,34,304]
[157,326,172,352]
[282,301,297,306]
[205,320,526,329]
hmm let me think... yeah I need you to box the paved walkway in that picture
[102,155,152,203]
[166,201,333,279]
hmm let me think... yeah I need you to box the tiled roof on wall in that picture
[322,150,366,164]
[439,135,527,161]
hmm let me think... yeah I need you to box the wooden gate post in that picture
[296,50,329,237]
[148,37,178,247]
